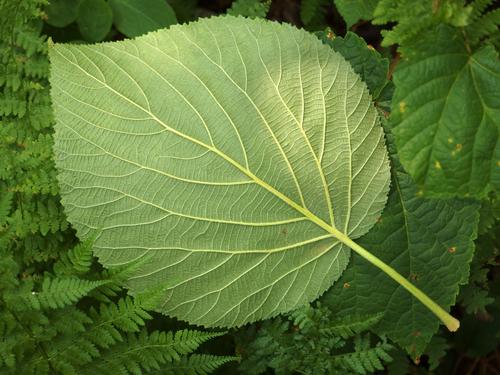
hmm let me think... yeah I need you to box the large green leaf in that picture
[324,147,479,355]
[390,25,500,198]
[49,16,456,329]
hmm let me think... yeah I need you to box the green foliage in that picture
[0,0,70,264]
[168,0,198,23]
[465,2,500,49]
[300,0,323,25]
[27,277,109,310]
[372,0,500,52]
[2,0,500,373]
[77,0,113,42]
[81,329,233,375]
[45,0,81,28]
[366,0,500,199]
[1,238,233,374]
[423,335,450,370]
[373,0,440,50]
[0,2,233,374]
[458,202,499,314]
[53,238,94,275]
[43,0,179,42]
[452,299,500,359]
[317,30,389,99]
[389,25,499,198]
[325,136,479,355]
[164,354,237,374]
[318,32,480,357]
[109,0,177,38]
[334,0,379,28]
[478,194,500,235]
[238,303,393,374]
[227,0,270,19]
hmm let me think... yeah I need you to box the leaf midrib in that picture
[243,23,336,227]
[52,45,345,245]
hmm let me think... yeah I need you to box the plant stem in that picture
[329,226,460,332]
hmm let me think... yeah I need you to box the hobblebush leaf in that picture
[390,25,500,198]
[108,0,177,38]
[324,140,479,355]
[49,15,457,330]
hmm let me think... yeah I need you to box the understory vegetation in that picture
[1,0,498,374]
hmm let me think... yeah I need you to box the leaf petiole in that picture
[329,227,460,332]
[225,146,460,332]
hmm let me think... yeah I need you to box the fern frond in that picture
[163,354,238,375]
[51,308,93,335]
[466,8,500,46]
[373,0,436,48]
[0,338,17,369]
[331,334,393,374]
[468,0,494,21]
[54,239,94,276]
[0,191,13,225]
[239,303,393,374]
[478,195,500,235]
[290,304,383,339]
[374,0,499,52]
[322,314,384,339]
[424,335,450,370]
[28,278,108,310]
[227,0,270,19]
[81,329,227,375]
[87,296,153,346]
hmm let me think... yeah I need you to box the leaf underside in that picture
[49,16,390,327]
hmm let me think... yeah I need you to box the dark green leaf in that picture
[424,335,450,370]
[168,0,198,23]
[77,0,113,42]
[324,143,479,355]
[300,0,323,25]
[478,194,500,235]
[453,302,500,357]
[45,0,82,28]
[334,0,379,28]
[108,0,177,38]
[375,80,394,112]
[390,25,500,198]
[318,31,389,98]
